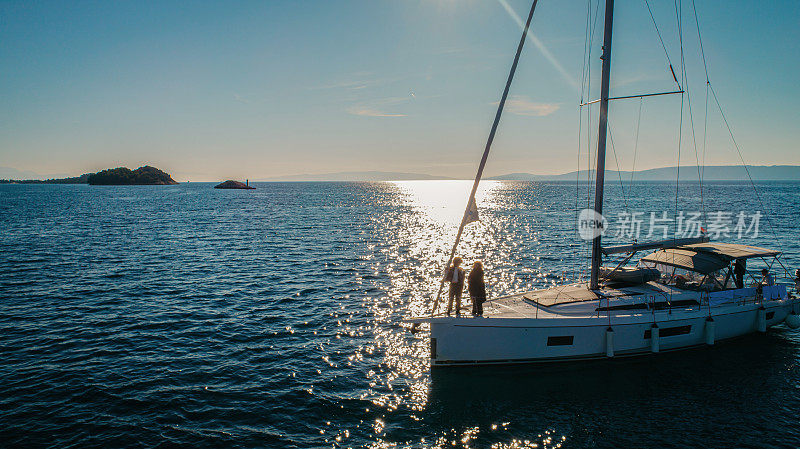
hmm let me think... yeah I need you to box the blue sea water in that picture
[1,181,799,448]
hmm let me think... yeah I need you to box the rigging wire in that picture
[690,0,785,272]
[673,0,685,237]
[671,0,707,228]
[691,0,710,83]
[629,98,644,191]
[684,78,707,227]
[644,0,681,89]
[708,84,782,249]
[691,0,711,186]
[575,0,593,281]
[701,81,709,182]
[586,0,602,211]
[575,111,584,281]
[576,0,602,281]
[670,0,686,304]
[674,11,706,228]
[606,124,630,218]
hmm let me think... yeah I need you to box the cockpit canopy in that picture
[639,242,780,292]
[640,242,779,275]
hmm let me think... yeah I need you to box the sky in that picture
[1,0,799,181]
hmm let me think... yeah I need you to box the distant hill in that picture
[2,164,797,184]
[0,173,92,184]
[0,166,74,181]
[88,166,178,185]
[261,165,800,182]
[0,166,42,180]
[262,171,454,181]
[490,165,800,181]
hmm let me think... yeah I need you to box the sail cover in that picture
[465,197,479,224]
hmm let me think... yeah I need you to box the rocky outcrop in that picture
[214,180,255,190]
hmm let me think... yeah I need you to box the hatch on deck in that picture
[522,284,646,307]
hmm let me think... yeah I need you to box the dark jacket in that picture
[468,268,486,299]
[734,259,746,276]
[444,266,465,286]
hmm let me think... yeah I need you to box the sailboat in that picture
[406,0,800,367]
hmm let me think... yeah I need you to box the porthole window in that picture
[547,336,574,346]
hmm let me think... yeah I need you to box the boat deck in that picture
[409,282,789,323]
[480,282,673,319]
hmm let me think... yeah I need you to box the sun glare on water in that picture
[361,181,504,414]
[345,180,573,448]
[391,180,501,224]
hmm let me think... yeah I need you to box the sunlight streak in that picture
[496,0,579,90]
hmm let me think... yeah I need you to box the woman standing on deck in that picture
[469,261,487,316]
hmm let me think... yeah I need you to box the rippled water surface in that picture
[1,181,799,448]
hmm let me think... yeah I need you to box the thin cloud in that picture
[311,79,373,90]
[375,96,412,106]
[433,46,470,55]
[347,106,407,117]
[347,95,414,117]
[497,95,560,116]
[312,73,401,91]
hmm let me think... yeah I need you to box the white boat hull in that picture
[425,298,798,367]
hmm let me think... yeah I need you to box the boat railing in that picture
[596,283,791,319]
[700,284,790,307]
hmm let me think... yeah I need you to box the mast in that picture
[590,0,614,290]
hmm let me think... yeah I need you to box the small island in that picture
[87,166,178,185]
[0,165,178,185]
[214,180,255,190]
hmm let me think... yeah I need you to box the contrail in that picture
[496,0,579,90]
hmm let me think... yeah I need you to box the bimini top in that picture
[640,242,780,274]
[680,242,780,259]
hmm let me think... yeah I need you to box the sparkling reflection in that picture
[2,181,796,448]
[353,180,573,448]
[332,180,796,448]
